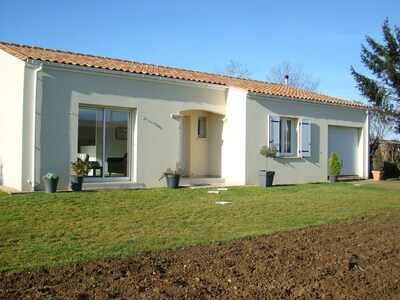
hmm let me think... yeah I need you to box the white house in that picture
[0,42,370,192]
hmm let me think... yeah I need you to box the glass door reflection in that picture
[78,108,129,179]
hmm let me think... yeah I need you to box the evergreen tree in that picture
[351,18,400,133]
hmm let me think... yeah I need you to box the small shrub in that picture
[43,172,59,180]
[383,161,400,177]
[260,146,278,158]
[328,151,341,176]
[372,151,384,171]
[260,146,277,171]
[71,158,91,176]
[159,162,189,181]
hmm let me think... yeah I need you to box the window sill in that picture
[276,156,301,159]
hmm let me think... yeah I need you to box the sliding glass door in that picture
[78,108,130,179]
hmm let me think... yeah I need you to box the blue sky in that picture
[1,0,399,137]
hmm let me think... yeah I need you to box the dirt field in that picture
[1,210,399,299]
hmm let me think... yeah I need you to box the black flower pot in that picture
[43,178,59,193]
[166,175,180,189]
[258,170,275,187]
[329,175,338,183]
[70,175,84,191]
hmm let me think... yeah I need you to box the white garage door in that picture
[328,126,359,176]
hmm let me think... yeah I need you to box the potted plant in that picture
[70,158,91,191]
[259,146,278,187]
[42,172,59,193]
[159,162,188,189]
[371,150,384,181]
[328,151,341,182]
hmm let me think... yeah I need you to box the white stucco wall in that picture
[0,51,29,190]
[35,65,226,190]
[221,88,248,185]
[245,94,369,185]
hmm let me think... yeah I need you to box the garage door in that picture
[328,126,359,176]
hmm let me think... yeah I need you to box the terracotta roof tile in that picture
[0,42,369,108]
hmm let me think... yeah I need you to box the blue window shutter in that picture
[269,115,280,153]
[300,118,311,157]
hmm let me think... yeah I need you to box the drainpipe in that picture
[31,63,43,191]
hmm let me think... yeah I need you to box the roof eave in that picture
[248,91,371,110]
[25,58,229,91]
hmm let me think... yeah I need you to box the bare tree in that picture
[370,110,394,142]
[214,60,254,79]
[266,61,320,92]
[369,108,395,156]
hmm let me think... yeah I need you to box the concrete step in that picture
[180,176,226,188]
[82,181,145,191]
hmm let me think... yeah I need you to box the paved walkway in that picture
[348,179,400,189]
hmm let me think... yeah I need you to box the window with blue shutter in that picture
[300,118,311,157]
[269,116,280,152]
[268,115,312,158]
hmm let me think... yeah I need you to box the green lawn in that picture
[1,183,399,273]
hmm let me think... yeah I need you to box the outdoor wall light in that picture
[170,114,182,120]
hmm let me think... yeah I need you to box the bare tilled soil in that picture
[1,211,399,299]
